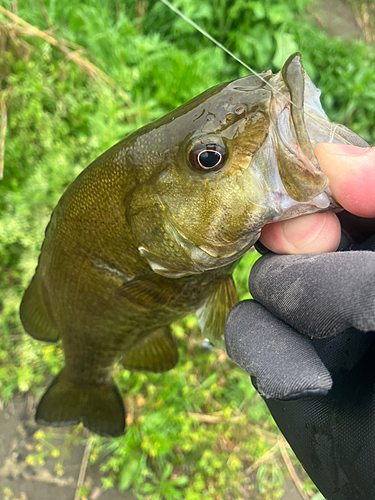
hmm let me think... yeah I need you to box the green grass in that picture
[0,0,374,498]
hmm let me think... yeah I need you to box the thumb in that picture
[315,144,375,218]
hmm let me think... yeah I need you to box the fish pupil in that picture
[198,150,221,168]
[189,142,226,172]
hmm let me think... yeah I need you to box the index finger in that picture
[315,143,375,219]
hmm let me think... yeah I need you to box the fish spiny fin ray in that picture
[196,276,238,347]
[116,273,178,309]
[36,369,125,437]
[19,275,59,342]
[121,326,178,373]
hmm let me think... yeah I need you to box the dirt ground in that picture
[309,0,364,40]
[0,393,136,500]
[0,1,365,499]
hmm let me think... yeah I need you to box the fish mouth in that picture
[270,53,330,204]
[268,53,368,208]
[243,51,371,229]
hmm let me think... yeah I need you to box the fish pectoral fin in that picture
[36,370,125,437]
[121,326,178,373]
[116,273,177,309]
[19,275,59,342]
[196,276,238,348]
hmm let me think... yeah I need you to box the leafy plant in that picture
[140,463,189,499]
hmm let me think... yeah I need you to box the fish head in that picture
[127,54,369,278]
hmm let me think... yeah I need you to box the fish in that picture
[19,53,369,437]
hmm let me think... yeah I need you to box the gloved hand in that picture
[225,237,375,397]
[224,143,375,500]
[224,231,375,500]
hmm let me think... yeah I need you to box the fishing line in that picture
[160,0,341,137]
[160,0,298,108]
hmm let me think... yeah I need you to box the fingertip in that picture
[315,144,375,218]
[260,212,341,254]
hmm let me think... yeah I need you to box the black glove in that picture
[224,216,375,500]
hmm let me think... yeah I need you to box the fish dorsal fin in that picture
[19,275,59,342]
[116,273,177,309]
[196,276,238,348]
[121,326,178,373]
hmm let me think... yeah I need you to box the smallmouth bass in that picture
[20,54,369,436]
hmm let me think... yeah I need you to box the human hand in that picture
[224,143,375,499]
[259,144,375,254]
[224,142,375,398]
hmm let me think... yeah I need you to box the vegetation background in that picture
[0,0,374,499]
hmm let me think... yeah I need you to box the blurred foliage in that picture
[0,0,374,498]
[343,0,375,43]
[96,317,284,499]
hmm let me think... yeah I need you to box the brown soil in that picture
[309,0,364,40]
[0,393,136,500]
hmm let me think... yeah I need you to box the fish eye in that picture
[189,143,226,172]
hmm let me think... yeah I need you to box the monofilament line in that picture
[160,0,298,109]
[160,0,342,135]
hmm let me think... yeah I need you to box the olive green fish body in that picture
[20,54,368,436]
[21,124,238,435]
